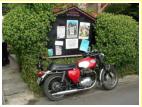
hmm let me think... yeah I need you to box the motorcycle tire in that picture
[101,65,118,90]
[43,74,67,101]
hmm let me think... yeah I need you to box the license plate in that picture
[37,77,42,85]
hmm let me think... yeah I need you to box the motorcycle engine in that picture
[79,69,95,87]
[79,77,93,87]
[81,68,93,75]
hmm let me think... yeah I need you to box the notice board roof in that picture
[54,6,96,22]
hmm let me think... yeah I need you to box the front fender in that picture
[99,68,105,82]
[99,64,113,81]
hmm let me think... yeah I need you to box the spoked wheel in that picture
[101,65,118,90]
[43,74,67,101]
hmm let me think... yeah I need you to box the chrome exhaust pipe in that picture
[52,81,96,96]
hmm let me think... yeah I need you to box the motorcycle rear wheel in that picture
[43,74,67,101]
[101,65,118,90]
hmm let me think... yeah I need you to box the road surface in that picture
[27,75,139,105]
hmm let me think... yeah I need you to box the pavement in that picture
[2,55,139,105]
[29,75,139,105]
[2,55,35,105]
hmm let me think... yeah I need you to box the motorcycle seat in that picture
[50,64,76,71]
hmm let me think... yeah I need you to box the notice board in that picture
[47,6,96,58]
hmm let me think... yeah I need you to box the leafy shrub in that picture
[94,13,138,74]
[3,4,55,93]
[104,3,139,21]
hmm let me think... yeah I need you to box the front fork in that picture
[99,68,104,82]
[98,64,112,85]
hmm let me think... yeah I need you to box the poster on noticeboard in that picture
[79,22,90,39]
[66,20,78,38]
[79,39,90,52]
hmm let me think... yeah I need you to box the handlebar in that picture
[82,50,105,64]
[82,50,104,57]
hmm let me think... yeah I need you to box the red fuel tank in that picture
[68,68,80,84]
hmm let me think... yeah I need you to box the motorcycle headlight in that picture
[99,53,104,62]
[100,53,104,57]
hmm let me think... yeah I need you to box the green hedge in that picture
[3,4,55,93]
[94,13,138,74]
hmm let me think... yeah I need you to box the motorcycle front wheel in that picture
[101,65,118,90]
[43,74,67,101]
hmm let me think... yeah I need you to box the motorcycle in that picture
[36,50,118,101]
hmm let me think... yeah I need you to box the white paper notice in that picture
[66,39,78,49]
[55,46,62,55]
[55,41,63,46]
[57,26,65,39]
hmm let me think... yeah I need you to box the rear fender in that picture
[41,70,52,80]
[38,70,63,85]
[38,70,51,85]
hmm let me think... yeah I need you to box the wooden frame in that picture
[48,54,82,59]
